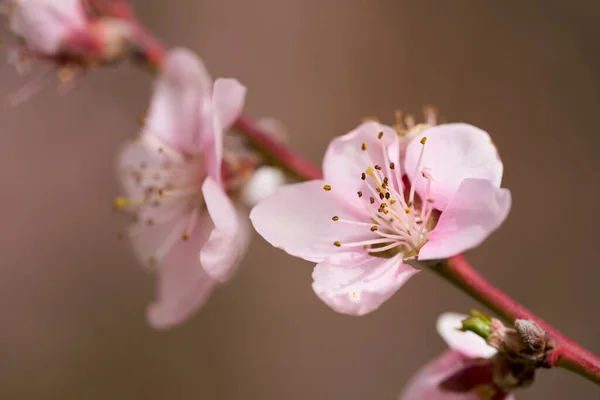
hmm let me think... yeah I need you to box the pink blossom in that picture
[116,49,249,329]
[399,313,515,400]
[250,121,510,315]
[2,0,132,104]
[3,0,87,55]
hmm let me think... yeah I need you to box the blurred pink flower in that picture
[399,313,515,400]
[2,0,132,104]
[251,122,510,315]
[116,48,249,329]
[2,0,87,56]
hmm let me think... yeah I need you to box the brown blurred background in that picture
[0,0,599,399]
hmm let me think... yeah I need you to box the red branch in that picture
[110,0,600,386]
[234,116,323,180]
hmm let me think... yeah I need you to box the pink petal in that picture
[250,180,372,263]
[418,178,511,260]
[399,351,487,400]
[207,78,247,183]
[312,252,419,315]
[145,215,216,329]
[322,122,400,203]
[200,177,250,283]
[9,0,85,54]
[145,48,212,153]
[212,78,247,131]
[404,124,503,211]
[436,313,497,359]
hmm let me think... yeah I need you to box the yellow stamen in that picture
[113,196,144,210]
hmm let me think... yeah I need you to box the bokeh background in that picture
[1,0,599,399]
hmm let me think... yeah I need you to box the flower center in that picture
[330,130,437,259]
[115,134,206,266]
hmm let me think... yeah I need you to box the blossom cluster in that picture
[2,1,520,398]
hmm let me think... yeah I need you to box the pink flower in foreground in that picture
[251,121,510,315]
[399,313,515,400]
[116,48,249,328]
[2,0,132,104]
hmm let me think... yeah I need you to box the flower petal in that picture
[404,123,503,210]
[250,180,372,263]
[399,351,501,400]
[207,78,247,182]
[212,78,247,131]
[145,215,216,329]
[437,313,497,359]
[312,252,419,315]
[145,48,212,153]
[200,177,250,283]
[323,122,400,203]
[418,179,511,260]
[9,0,85,54]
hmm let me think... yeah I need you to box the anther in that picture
[334,241,341,247]
[357,191,363,198]
[361,172,366,180]
[374,165,382,170]
[420,137,427,145]
[379,193,384,200]
[370,197,375,204]
[113,197,128,210]
[157,189,164,197]
[323,184,332,191]
[332,216,339,221]
[405,207,412,214]
[146,219,155,226]
[389,162,395,169]
[58,67,75,83]
[138,114,146,126]
[148,256,158,266]
[377,131,384,139]
[370,226,378,231]
[390,199,397,204]
[385,192,390,199]
[361,143,367,151]
[182,232,190,241]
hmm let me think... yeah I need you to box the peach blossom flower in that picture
[116,48,248,328]
[1,0,132,104]
[399,313,515,400]
[2,0,87,56]
[251,122,510,315]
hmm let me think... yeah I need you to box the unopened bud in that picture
[514,320,548,352]
[460,309,494,339]
[241,166,287,207]
[64,18,133,65]
[486,318,550,366]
